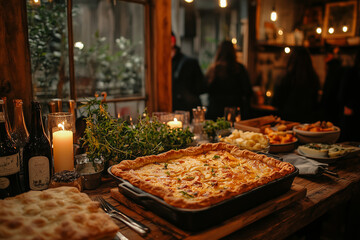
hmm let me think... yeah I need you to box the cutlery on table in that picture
[115,232,128,240]
[95,196,150,237]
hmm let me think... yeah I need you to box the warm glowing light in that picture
[167,118,182,129]
[31,0,41,5]
[58,123,65,130]
[278,29,283,36]
[316,27,322,34]
[74,41,84,50]
[342,26,348,32]
[266,91,272,97]
[270,11,277,22]
[284,47,291,54]
[184,0,193,3]
[328,27,334,34]
[231,38,237,44]
[219,0,227,8]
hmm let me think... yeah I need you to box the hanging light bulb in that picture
[342,25,348,33]
[231,38,237,44]
[328,27,334,34]
[219,0,227,8]
[270,9,277,22]
[284,47,291,54]
[30,0,41,6]
[184,0,194,3]
[316,27,322,35]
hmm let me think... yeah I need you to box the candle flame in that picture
[58,122,65,130]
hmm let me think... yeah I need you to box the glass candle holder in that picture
[152,112,169,124]
[48,112,75,173]
[175,110,190,128]
[166,113,184,129]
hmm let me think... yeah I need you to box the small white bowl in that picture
[293,125,341,144]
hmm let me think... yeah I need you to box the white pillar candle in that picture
[167,118,183,129]
[53,123,74,173]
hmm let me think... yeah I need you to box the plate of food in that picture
[263,127,298,153]
[293,121,340,144]
[296,143,357,161]
[218,129,270,152]
[109,143,297,231]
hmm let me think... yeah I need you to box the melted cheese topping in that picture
[130,150,280,201]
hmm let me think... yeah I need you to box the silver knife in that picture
[102,198,150,235]
[115,232,128,240]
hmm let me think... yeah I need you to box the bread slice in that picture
[0,187,119,240]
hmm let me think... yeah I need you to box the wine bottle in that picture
[0,99,22,199]
[11,99,29,189]
[23,101,52,191]
[1,97,12,132]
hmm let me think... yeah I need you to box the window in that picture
[26,0,148,119]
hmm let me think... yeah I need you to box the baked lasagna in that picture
[111,143,295,209]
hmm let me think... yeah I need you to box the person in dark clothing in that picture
[339,48,360,141]
[272,46,320,123]
[320,49,344,126]
[171,33,206,112]
[205,40,253,121]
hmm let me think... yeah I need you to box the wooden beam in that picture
[148,0,172,113]
[0,0,32,126]
[247,0,258,85]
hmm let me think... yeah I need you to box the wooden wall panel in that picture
[0,0,32,125]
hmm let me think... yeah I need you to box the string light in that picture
[219,0,227,8]
[316,27,322,34]
[328,27,334,34]
[278,29,283,36]
[342,26,348,33]
[231,38,237,44]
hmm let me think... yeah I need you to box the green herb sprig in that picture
[81,97,194,165]
[203,117,231,140]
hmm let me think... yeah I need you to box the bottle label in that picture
[0,154,20,177]
[29,156,50,190]
[0,177,10,189]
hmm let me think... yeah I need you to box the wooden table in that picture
[85,154,360,240]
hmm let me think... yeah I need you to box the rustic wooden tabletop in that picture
[85,154,360,240]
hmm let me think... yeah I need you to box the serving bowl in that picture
[293,125,341,144]
[269,140,298,153]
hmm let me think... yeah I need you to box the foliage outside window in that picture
[26,0,147,117]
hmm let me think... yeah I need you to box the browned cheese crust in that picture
[111,142,295,209]
[0,187,119,240]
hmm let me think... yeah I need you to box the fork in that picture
[95,196,149,237]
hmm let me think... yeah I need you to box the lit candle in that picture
[53,123,74,173]
[167,118,182,129]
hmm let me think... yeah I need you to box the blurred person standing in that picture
[320,47,344,126]
[205,40,253,120]
[339,48,360,141]
[272,46,320,123]
[171,32,206,112]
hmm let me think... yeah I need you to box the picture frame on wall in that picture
[323,1,357,39]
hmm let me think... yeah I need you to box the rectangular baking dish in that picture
[108,164,298,232]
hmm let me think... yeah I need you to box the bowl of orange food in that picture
[264,128,298,153]
[293,121,340,144]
